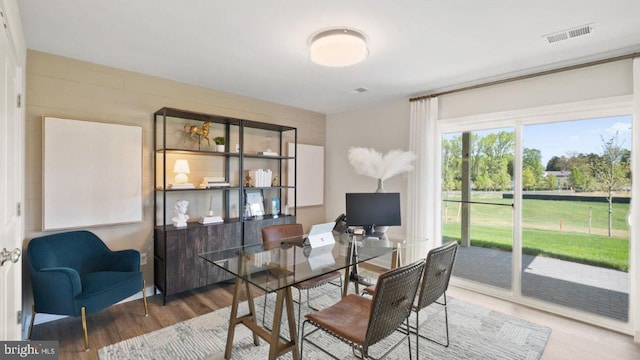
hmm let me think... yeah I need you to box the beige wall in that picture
[24,50,327,304]
[325,98,411,234]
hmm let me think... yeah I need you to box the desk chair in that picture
[301,259,425,359]
[27,230,148,350]
[363,241,458,358]
[411,240,458,353]
[260,224,343,333]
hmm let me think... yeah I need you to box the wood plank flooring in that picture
[29,274,640,360]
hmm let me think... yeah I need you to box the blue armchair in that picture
[27,230,147,350]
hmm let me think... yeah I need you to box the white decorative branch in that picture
[348,147,416,181]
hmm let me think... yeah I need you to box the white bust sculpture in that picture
[172,200,189,227]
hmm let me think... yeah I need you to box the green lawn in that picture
[441,193,630,271]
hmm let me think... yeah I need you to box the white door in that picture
[0,7,24,340]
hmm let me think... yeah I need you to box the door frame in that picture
[438,95,636,335]
[0,0,25,340]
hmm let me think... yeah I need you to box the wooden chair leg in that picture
[81,306,89,351]
[28,305,36,339]
[142,280,149,316]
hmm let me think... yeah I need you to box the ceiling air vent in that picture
[544,23,594,44]
[546,32,569,44]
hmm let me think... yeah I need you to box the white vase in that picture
[374,178,389,235]
[216,144,225,152]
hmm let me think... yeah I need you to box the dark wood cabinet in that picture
[153,107,297,303]
[154,221,241,297]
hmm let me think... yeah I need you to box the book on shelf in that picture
[259,151,279,156]
[169,183,195,189]
[199,182,231,188]
[199,176,230,188]
[248,168,273,187]
[203,176,225,182]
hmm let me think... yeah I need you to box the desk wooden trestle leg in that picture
[224,256,300,360]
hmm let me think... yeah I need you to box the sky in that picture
[523,115,632,166]
[451,115,633,166]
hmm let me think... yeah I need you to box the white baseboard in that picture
[33,313,67,325]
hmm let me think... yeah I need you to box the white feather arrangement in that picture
[348,147,416,181]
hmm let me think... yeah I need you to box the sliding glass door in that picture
[520,116,631,321]
[443,114,631,324]
[443,128,515,290]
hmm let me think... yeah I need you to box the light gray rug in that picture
[99,288,551,360]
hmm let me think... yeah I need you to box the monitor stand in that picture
[363,225,385,239]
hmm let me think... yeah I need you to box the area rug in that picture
[99,289,551,360]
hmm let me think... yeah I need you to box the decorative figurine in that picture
[172,200,189,227]
[244,175,253,187]
[271,176,279,187]
[184,121,212,146]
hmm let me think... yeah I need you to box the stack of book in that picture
[259,151,278,156]
[169,183,195,189]
[248,169,273,187]
[199,177,230,188]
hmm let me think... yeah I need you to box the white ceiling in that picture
[17,0,640,115]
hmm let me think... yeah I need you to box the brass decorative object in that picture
[244,175,253,187]
[272,176,279,187]
[184,121,212,146]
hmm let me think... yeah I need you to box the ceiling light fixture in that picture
[309,28,369,67]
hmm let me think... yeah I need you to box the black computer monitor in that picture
[345,192,401,236]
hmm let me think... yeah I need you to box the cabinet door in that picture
[165,227,208,294]
[203,222,242,284]
[153,229,167,293]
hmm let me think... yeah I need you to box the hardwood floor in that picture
[29,282,243,360]
[29,275,640,360]
[447,286,640,360]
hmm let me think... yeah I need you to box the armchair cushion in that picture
[78,271,142,315]
[28,230,143,317]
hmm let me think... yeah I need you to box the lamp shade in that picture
[173,159,190,174]
[173,159,190,184]
[309,28,368,67]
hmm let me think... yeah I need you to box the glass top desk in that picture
[199,232,429,360]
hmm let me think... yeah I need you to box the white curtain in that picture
[406,97,440,263]
[632,57,640,342]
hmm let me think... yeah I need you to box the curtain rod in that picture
[409,51,640,102]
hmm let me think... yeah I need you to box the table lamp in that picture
[173,159,190,184]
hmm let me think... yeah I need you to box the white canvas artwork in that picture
[43,117,142,230]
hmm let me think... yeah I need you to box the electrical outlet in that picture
[140,252,148,266]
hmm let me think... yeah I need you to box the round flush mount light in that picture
[309,28,369,67]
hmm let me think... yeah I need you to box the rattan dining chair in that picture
[260,223,343,332]
[362,241,458,358]
[411,241,458,356]
[300,259,425,360]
